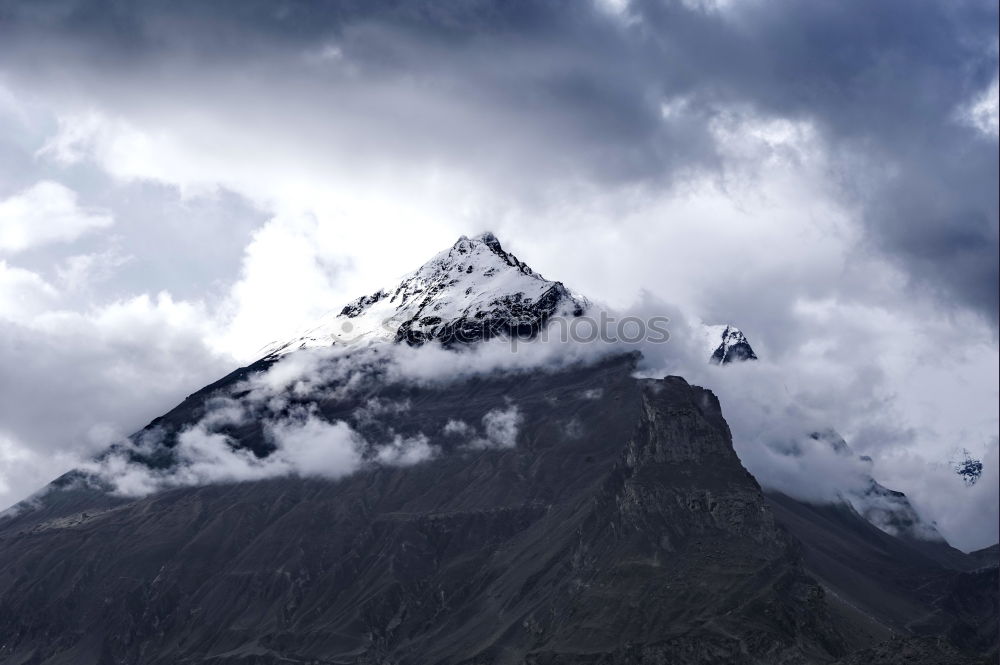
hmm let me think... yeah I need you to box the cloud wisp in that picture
[0,181,112,253]
[74,342,536,497]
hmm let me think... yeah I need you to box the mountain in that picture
[262,232,748,366]
[260,232,588,356]
[0,355,848,665]
[0,234,994,665]
[705,324,758,364]
[969,544,1000,568]
[765,492,996,648]
[950,450,984,486]
[797,430,977,573]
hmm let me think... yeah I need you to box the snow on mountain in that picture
[260,232,589,357]
[704,324,758,364]
[949,449,984,486]
[809,430,949,544]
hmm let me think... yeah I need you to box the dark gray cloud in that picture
[1,0,995,320]
[0,299,233,504]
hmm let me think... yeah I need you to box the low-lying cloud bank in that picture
[630,301,999,552]
[15,294,997,552]
[74,342,536,497]
[84,408,437,497]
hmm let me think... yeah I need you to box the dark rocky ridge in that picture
[0,353,994,664]
[2,355,821,663]
[395,283,580,347]
[969,544,1000,567]
[765,493,996,652]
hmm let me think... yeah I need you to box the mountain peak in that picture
[469,230,499,245]
[261,233,588,356]
[708,324,758,364]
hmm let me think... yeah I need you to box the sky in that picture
[0,0,997,548]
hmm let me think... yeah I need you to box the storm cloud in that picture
[1,0,995,317]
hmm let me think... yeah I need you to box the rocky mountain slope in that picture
[803,430,965,567]
[0,355,844,664]
[0,352,992,664]
[0,233,993,665]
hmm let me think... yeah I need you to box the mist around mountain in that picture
[0,233,995,664]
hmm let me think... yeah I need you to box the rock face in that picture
[0,354,847,665]
[0,352,994,664]
[765,492,997,657]
[260,233,588,356]
[969,544,1000,567]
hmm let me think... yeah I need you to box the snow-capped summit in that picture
[261,232,589,357]
[705,324,758,364]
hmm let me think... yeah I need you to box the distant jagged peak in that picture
[704,323,758,365]
[949,448,984,486]
[809,428,949,544]
[260,232,588,357]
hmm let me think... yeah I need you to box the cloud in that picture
[0,288,234,509]
[0,181,112,253]
[217,214,347,359]
[70,342,533,496]
[82,398,437,496]
[54,248,131,294]
[15,292,989,553]
[477,405,522,450]
[266,412,365,479]
[876,438,999,552]
[0,0,994,322]
[374,433,437,466]
[632,297,1000,551]
[961,74,999,139]
[443,419,472,436]
[0,260,59,320]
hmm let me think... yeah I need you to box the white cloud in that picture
[478,405,522,450]
[0,287,234,509]
[0,261,58,321]
[593,0,631,17]
[962,74,999,139]
[84,401,439,497]
[0,432,80,501]
[55,248,132,293]
[374,433,437,466]
[443,419,473,436]
[876,439,999,552]
[633,291,1000,550]
[0,181,112,253]
[267,413,364,479]
[214,214,346,359]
